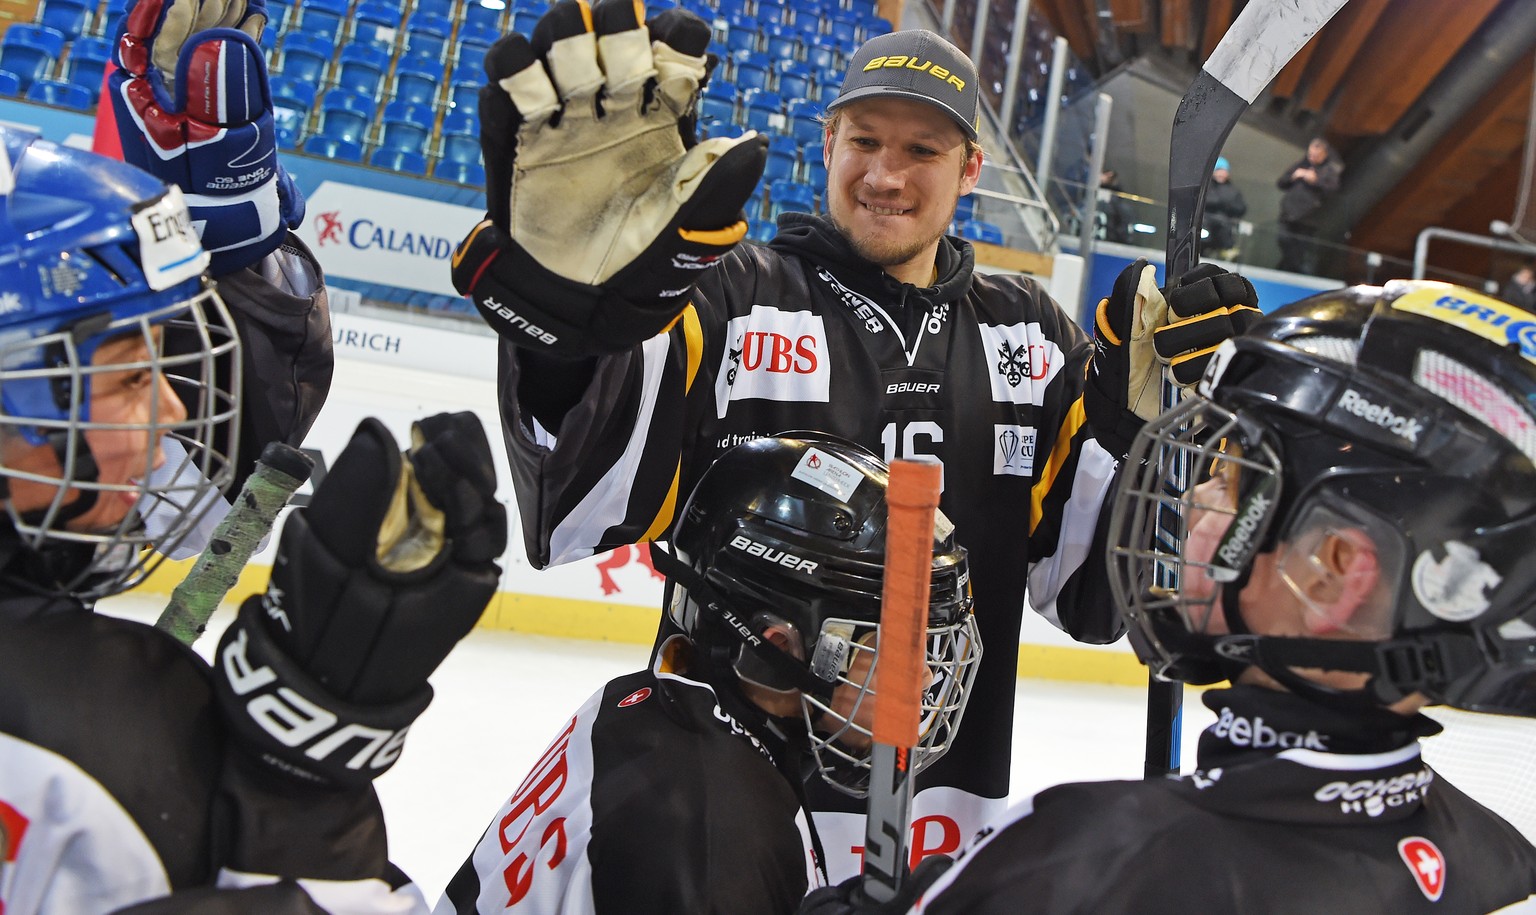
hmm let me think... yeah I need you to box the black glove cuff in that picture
[213,597,433,789]
[1082,377,1146,461]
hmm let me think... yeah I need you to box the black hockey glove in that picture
[798,856,956,915]
[213,413,507,788]
[451,0,767,356]
[1084,258,1259,457]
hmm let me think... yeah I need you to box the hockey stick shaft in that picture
[862,459,942,903]
[155,441,313,645]
[1148,0,1350,778]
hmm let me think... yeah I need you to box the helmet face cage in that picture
[1109,396,1284,681]
[0,283,241,598]
[802,607,981,797]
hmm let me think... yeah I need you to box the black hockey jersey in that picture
[0,596,427,914]
[435,639,811,914]
[497,215,1125,880]
[913,685,1536,914]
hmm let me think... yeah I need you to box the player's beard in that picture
[831,195,961,272]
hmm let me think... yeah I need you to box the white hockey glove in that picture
[110,0,305,276]
[1084,258,1260,456]
[452,0,767,356]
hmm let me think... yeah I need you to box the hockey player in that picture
[807,280,1536,913]
[0,129,508,913]
[435,434,981,913]
[449,0,1263,878]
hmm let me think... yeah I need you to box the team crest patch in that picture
[618,688,651,707]
[1397,836,1445,901]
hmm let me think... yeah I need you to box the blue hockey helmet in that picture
[0,126,241,597]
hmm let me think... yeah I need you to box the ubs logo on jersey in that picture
[977,322,1063,405]
[994,424,1036,476]
[716,306,831,418]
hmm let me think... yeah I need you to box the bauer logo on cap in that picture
[830,30,981,140]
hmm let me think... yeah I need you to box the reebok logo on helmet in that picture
[1334,389,1425,445]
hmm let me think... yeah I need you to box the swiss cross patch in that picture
[1397,836,1445,901]
[618,687,652,708]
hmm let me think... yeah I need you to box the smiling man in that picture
[454,3,1260,884]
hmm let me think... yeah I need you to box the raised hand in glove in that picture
[110,0,305,276]
[1084,257,1260,456]
[452,0,767,356]
[213,413,507,787]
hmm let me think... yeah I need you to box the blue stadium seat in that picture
[449,77,479,116]
[732,52,771,92]
[439,110,481,167]
[335,42,390,99]
[510,9,541,36]
[958,220,1004,245]
[97,0,128,36]
[269,76,315,148]
[378,99,434,153]
[299,0,349,43]
[404,12,454,62]
[456,43,488,77]
[462,2,504,32]
[0,70,19,97]
[863,16,893,38]
[458,20,499,56]
[370,147,429,175]
[37,0,92,40]
[748,218,776,243]
[436,160,484,186]
[775,60,813,99]
[742,89,783,133]
[954,195,976,224]
[352,2,403,47]
[413,0,455,19]
[769,179,816,219]
[304,132,365,162]
[392,55,441,106]
[63,35,111,93]
[317,88,376,145]
[755,2,789,27]
[264,0,290,33]
[802,156,826,189]
[724,23,757,55]
[763,26,799,62]
[0,25,65,91]
[26,77,92,109]
[279,32,334,86]
[699,78,736,124]
[804,38,839,71]
[828,14,858,44]
[763,148,796,184]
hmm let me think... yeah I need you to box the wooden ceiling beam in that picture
[1298,0,1392,112]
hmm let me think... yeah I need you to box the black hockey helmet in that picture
[1109,280,1536,716]
[665,434,981,795]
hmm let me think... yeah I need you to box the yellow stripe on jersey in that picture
[1030,396,1090,535]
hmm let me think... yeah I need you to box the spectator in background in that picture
[1098,168,1133,244]
[1502,262,1536,311]
[1203,156,1247,259]
[1276,137,1343,275]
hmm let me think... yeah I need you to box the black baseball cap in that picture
[828,30,980,141]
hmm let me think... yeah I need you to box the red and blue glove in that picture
[110,0,304,276]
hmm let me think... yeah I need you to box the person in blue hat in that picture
[1204,156,1248,258]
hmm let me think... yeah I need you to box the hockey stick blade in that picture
[1166,0,1349,280]
[862,459,941,904]
[156,441,313,645]
[1149,0,1350,780]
